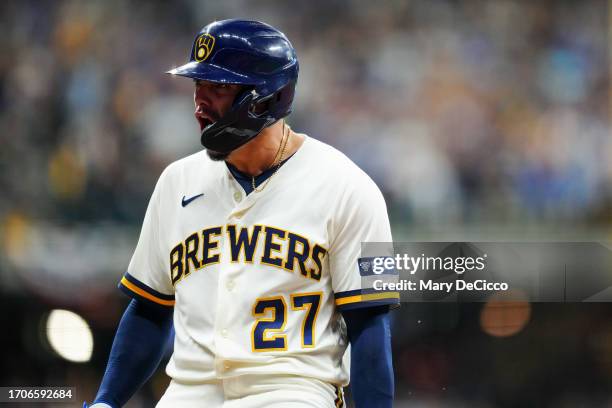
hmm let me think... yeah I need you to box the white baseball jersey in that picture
[119,134,398,387]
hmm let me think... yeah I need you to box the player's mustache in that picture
[195,105,221,122]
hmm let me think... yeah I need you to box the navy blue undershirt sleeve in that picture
[94,298,173,407]
[343,306,394,408]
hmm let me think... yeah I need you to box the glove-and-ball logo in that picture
[194,33,215,62]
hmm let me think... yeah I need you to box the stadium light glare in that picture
[480,290,531,338]
[46,309,94,363]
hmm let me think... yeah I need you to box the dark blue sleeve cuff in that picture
[334,289,399,311]
[118,272,175,307]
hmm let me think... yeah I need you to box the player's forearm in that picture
[343,306,394,408]
[94,298,173,407]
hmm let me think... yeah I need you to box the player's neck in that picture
[226,121,303,176]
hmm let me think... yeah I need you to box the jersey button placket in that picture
[213,231,240,376]
[226,280,235,291]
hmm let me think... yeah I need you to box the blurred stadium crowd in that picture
[2,0,610,228]
[1,0,611,407]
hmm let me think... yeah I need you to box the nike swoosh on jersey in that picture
[181,193,204,207]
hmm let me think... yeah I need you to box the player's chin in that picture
[206,149,230,161]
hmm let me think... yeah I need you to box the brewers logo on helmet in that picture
[194,33,215,62]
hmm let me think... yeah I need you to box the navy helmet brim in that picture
[166,61,264,86]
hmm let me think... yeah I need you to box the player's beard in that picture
[206,149,230,161]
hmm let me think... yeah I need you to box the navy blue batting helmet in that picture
[167,19,299,154]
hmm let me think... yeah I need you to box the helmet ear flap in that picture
[231,86,255,106]
[265,79,297,119]
[249,92,275,117]
[230,87,264,116]
[244,79,297,120]
[231,86,283,117]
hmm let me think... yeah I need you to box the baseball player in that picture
[86,19,398,408]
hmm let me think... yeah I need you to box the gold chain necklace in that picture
[251,121,290,193]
